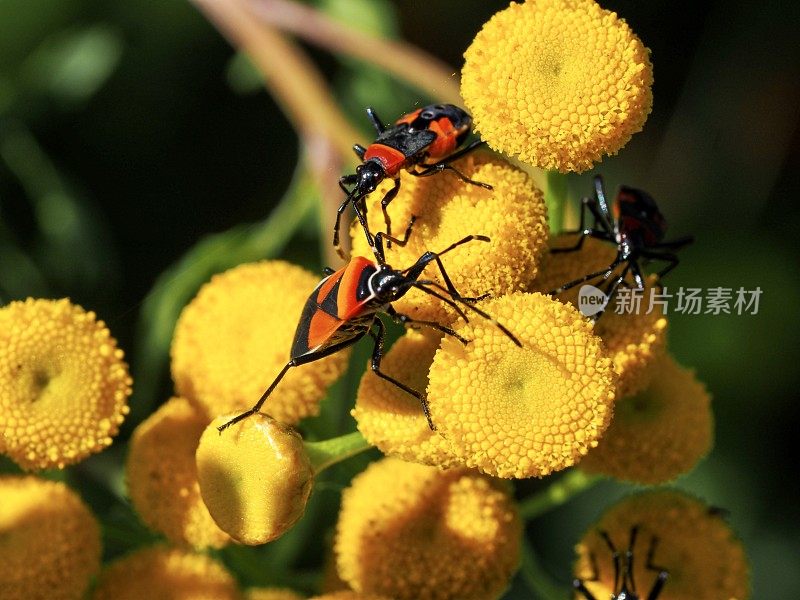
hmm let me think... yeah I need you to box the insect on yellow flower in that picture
[0,298,131,470]
[335,458,521,600]
[428,292,616,478]
[171,260,350,424]
[0,476,102,600]
[574,490,750,600]
[126,396,229,549]
[461,0,653,172]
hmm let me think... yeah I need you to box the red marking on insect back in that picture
[337,256,373,319]
[426,117,458,158]
[364,144,406,176]
[395,108,422,127]
[307,310,342,350]
[316,271,342,304]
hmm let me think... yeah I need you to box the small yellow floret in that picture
[351,152,548,323]
[171,261,349,424]
[245,589,304,600]
[462,0,653,172]
[0,476,101,600]
[428,292,615,478]
[335,458,521,600]
[0,298,131,470]
[352,329,462,468]
[92,546,240,600]
[196,413,313,545]
[575,490,750,600]
[127,397,229,548]
[581,355,713,484]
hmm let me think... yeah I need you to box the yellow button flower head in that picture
[428,292,615,478]
[0,476,101,600]
[462,0,653,172]
[352,329,461,468]
[126,397,229,549]
[245,589,304,600]
[93,546,240,600]
[171,261,349,424]
[580,355,713,484]
[574,490,750,600]
[196,413,313,545]
[531,236,667,397]
[0,298,131,470]
[335,457,521,600]
[351,152,548,323]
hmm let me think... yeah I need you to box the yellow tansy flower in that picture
[126,397,229,549]
[462,0,653,173]
[196,413,313,545]
[0,298,131,470]
[245,589,304,600]
[0,476,101,600]
[428,292,615,478]
[532,235,667,397]
[574,490,750,600]
[93,546,240,600]
[580,355,713,484]
[171,261,349,424]
[336,458,521,600]
[351,152,548,323]
[352,329,461,468]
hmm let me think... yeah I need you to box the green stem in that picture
[519,470,601,521]
[546,170,568,235]
[521,539,569,600]
[304,431,371,474]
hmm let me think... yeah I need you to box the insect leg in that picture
[551,197,615,253]
[639,250,681,280]
[645,535,669,600]
[625,526,640,595]
[385,304,468,345]
[572,580,599,600]
[599,530,622,594]
[380,178,401,246]
[334,177,359,260]
[593,175,616,234]
[548,258,623,295]
[375,216,416,253]
[365,107,385,134]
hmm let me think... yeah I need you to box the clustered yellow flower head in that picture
[0,476,101,600]
[351,152,548,323]
[531,236,667,397]
[0,298,132,470]
[428,292,615,478]
[126,396,229,549]
[171,261,349,424]
[574,490,750,599]
[462,0,653,172]
[580,355,713,484]
[335,458,521,600]
[93,546,240,600]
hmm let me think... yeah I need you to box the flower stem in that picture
[546,170,569,235]
[521,538,569,600]
[304,431,372,474]
[519,470,601,521]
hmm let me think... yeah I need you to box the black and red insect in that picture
[550,175,693,318]
[574,526,669,600]
[334,103,491,261]
[218,232,520,433]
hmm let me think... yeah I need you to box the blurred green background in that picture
[1,0,798,597]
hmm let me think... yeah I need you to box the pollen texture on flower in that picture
[0,476,101,600]
[461,0,653,173]
[574,490,750,600]
[93,546,240,600]
[171,260,349,424]
[352,329,461,468]
[531,235,667,397]
[335,458,521,600]
[126,397,229,549]
[428,292,615,478]
[580,355,713,484]
[196,412,314,545]
[0,298,132,470]
[351,151,548,323]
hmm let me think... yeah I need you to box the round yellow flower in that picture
[196,413,313,545]
[336,458,521,600]
[574,490,750,600]
[351,151,548,323]
[428,292,615,478]
[245,589,304,600]
[126,397,229,548]
[462,0,653,172]
[171,261,349,424]
[580,355,713,484]
[352,329,461,468]
[93,546,240,600]
[0,476,101,600]
[531,235,667,397]
[0,298,131,470]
